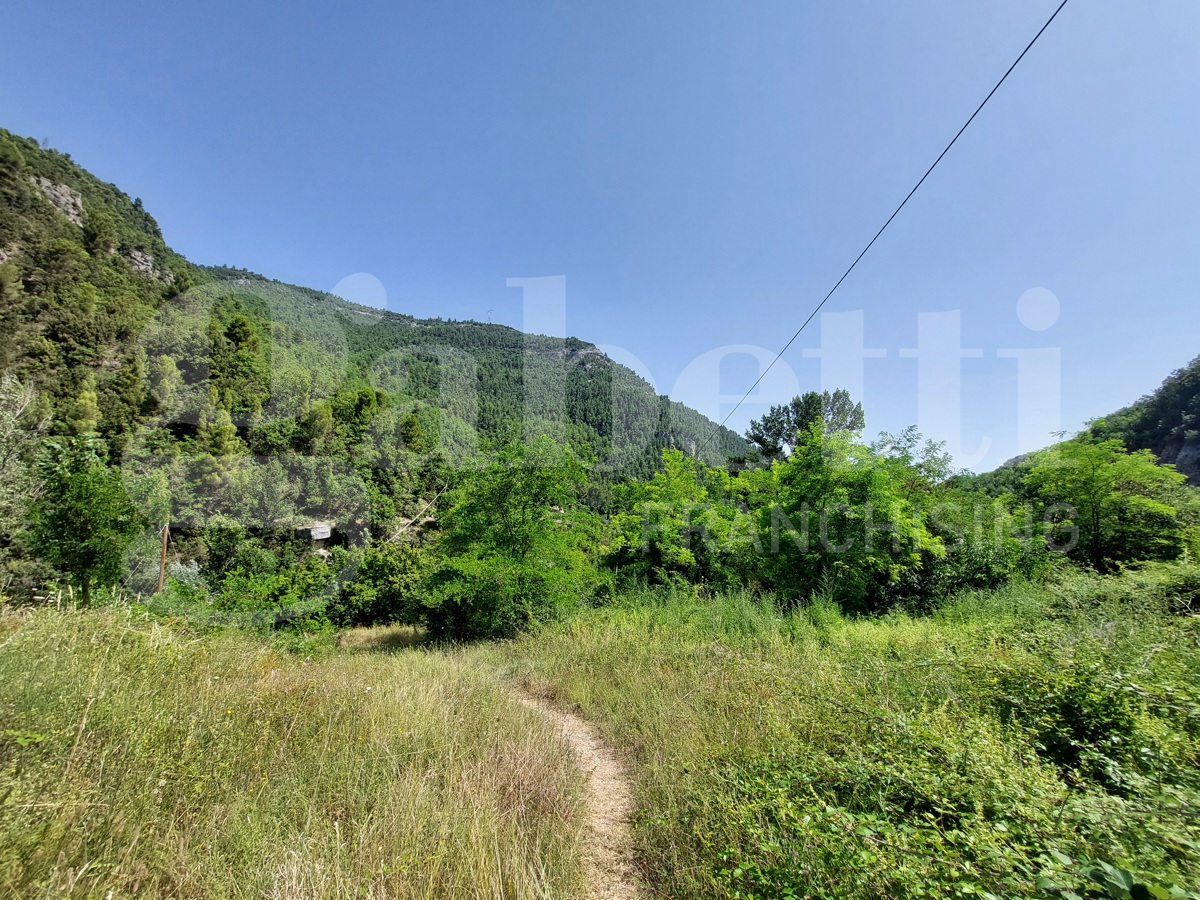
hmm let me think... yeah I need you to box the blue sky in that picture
[3,1,1198,471]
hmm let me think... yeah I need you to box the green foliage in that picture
[0,129,190,452]
[0,126,756,616]
[25,437,142,604]
[437,436,586,558]
[82,208,116,255]
[494,568,1200,900]
[64,373,100,435]
[1088,354,1200,485]
[606,448,752,588]
[996,657,1142,790]
[331,542,429,628]
[746,389,865,460]
[424,551,589,640]
[423,437,596,640]
[1027,439,1189,571]
[0,373,39,540]
[756,426,944,611]
[606,426,1059,614]
[0,134,24,176]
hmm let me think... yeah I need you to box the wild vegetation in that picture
[0,607,586,899]
[3,127,1200,899]
[1088,355,1200,485]
[492,570,1200,899]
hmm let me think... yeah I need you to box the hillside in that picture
[955,357,1200,497]
[1088,354,1200,484]
[0,127,745,498]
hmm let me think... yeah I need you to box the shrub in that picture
[997,658,1142,790]
[329,542,428,628]
[423,553,587,641]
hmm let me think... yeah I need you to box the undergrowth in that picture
[489,564,1200,900]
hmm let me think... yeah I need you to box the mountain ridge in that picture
[0,127,746,487]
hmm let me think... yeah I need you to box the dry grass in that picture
[338,624,430,654]
[0,607,586,899]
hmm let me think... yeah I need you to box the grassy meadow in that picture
[2,564,1199,899]
[0,610,586,899]
[490,566,1200,899]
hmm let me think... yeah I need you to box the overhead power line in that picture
[701,0,1071,454]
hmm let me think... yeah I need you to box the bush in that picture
[329,543,428,628]
[997,658,1142,790]
[423,553,587,641]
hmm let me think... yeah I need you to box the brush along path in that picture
[517,691,643,900]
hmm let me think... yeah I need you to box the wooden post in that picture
[158,521,169,594]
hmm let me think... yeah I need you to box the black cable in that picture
[700,0,1071,454]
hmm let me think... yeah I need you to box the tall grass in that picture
[485,571,1200,899]
[0,607,586,899]
[5,566,1197,899]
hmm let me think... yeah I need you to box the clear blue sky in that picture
[3,1,1198,471]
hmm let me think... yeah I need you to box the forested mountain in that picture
[951,356,1200,498]
[1087,354,1200,485]
[0,127,745,507]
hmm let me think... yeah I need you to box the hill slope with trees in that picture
[1087,354,1200,485]
[0,127,745,486]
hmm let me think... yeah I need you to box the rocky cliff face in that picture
[1161,432,1200,484]
[30,176,84,226]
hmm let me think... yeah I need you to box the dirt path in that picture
[517,692,643,900]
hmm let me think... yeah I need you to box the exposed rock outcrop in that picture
[127,248,155,273]
[30,176,84,226]
[1161,433,1200,485]
[123,248,174,283]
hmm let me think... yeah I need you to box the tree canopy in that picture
[746,389,865,460]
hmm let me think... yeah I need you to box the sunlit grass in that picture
[483,576,1200,899]
[5,566,1197,899]
[0,607,585,899]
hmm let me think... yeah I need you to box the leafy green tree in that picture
[332,543,429,627]
[82,209,116,255]
[1085,353,1200,485]
[26,437,142,605]
[0,135,24,176]
[0,261,20,307]
[1026,439,1187,571]
[758,425,942,612]
[199,403,242,457]
[747,389,865,460]
[147,355,182,412]
[438,436,586,559]
[821,388,866,435]
[233,459,298,531]
[605,448,750,587]
[423,437,594,639]
[871,425,956,488]
[400,410,435,454]
[64,375,100,435]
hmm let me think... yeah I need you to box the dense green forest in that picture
[0,126,743,604]
[3,127,1200,899]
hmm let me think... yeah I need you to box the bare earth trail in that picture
[516,692,644,900]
